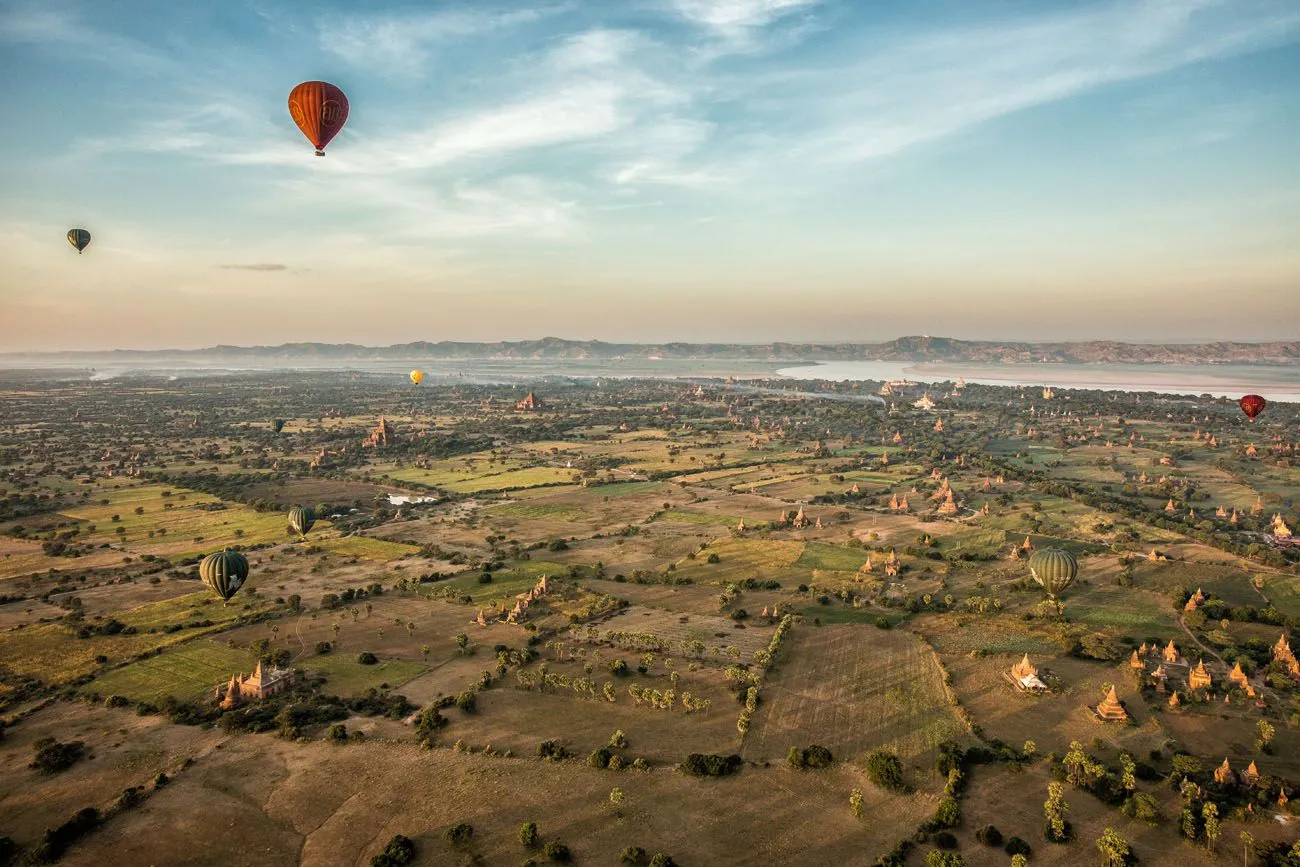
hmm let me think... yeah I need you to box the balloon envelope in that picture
[199,549,249,601]
[288,81,349,155]
[272,419,286,433]
[288,505,316,538]
[1239,394,1266,421]
[67,229,91,253]
[410,370,425,385]
[1028,548,1078,597]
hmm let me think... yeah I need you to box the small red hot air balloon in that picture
[1239,394,1266,422]
[288,81,349,156]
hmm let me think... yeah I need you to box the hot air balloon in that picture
[288,81,349,156]
[1239,394,1266,422]
[1028,548,1078,598]
[200,549,249,602]
[67,229,91,254]
[288,505,316,539]
[410,370,425,386]
[272,419,286,434]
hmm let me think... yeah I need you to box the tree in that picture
[519,822,538,848]
[1096,828,1130,867]
[1256,720,1275,752]
[1119,753,1136,792]
[1022,740,1036,759]
[1202,802,1220,852]
[1239,831,1254,867]
[1044,781,1071,843]
[924,851,964,867]
[456,633,469,655]
[1011,857,1028,867]
[1064,740,1105,789]
[609,787,625,816]
[849,788,864,819]
[866,750,906,791]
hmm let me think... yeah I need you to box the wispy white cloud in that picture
[0,1,174,73]
[319,4,573,75]
[669,0,820,34]
[783,0,1300,166]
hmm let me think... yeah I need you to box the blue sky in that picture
[1,0,1298,350]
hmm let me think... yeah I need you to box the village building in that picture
[1094,686,1128,722]
[1229,661,1250,690]
[217,661,294,710]
[1129,650,1145,671]
[1184,588,1206,611]
[1214,759,1235,786]
[913,393,936,411]
[1168,691,1181,708]
[1243,761,1260,786]
[1245,443,1258,457]
[516,392,543,411]
[937,489,959,516]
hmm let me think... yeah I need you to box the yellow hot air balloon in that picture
[410,370,425,385]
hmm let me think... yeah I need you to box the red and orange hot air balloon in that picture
[288,81,349,156]
[1239,394,1266,422]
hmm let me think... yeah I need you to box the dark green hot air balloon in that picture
[1028,548,1078,598]
[67,228,91,254]
[272,419,286,433]
[200,549,249,602]
[288,505,316,539]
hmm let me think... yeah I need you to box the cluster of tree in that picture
[681,753,743,777]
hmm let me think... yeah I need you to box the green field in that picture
[794,542,870,572]
[317,536,421,562]
[88,639,255,704]
[305,654,428,697]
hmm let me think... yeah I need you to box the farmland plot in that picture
[742,625,965,785]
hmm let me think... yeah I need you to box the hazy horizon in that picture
[2,0,1299,351]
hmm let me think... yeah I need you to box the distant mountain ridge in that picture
[6,337,1299,365]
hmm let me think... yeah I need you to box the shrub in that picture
[29,738,87,774]
[933,831,958,849]
[455,691,477,713]
[315,641,332,654]
[1004,837,1032,858]
[648,855,676,867]
[975,825,1002,846]
[866,750,906,791]
[682,753,743,777]
[371,834,416,867]
[519,822,538,847]
[544,840,571,862]
[327,724,349,742]
[621,846,646,864]
[588,748,613,769]
[358,652,379,665]
[538,740,569,761]
[443,823,474,847]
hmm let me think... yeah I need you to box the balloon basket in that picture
[315,150,326,157]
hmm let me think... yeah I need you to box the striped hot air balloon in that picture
[200,549,249,602]
[288,81,349,156]
[67,228,91,253]
[288,505,316,539]
[1028,548,1078,598]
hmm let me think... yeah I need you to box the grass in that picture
[440,467,579,493]
[305,653,428,697]
[653,509,738,527]
[488,503,586,521]
[87,639,255,704]
[794,542,870,572]
[583,480,663,498]
[316,536,420,562]
[743,625,966,783]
